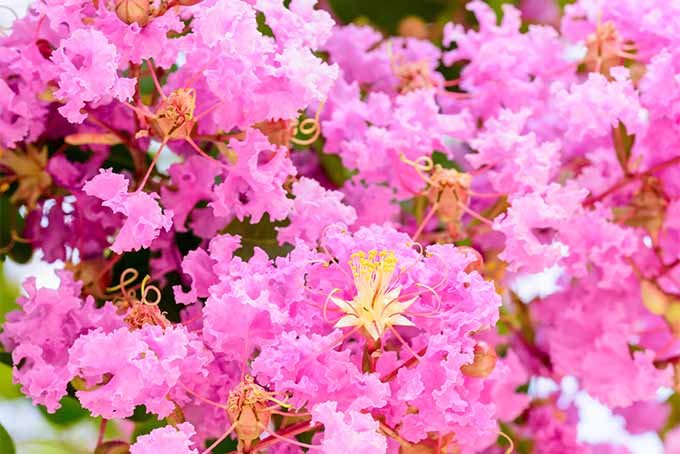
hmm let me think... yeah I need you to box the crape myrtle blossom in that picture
[4,0,680,453]
[0,271,123,412]
[83,169,174,253]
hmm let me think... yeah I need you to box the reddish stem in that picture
[252,421,323,452]
[380,347,427,383]
[96,418,108,448]
[584,155,680,206]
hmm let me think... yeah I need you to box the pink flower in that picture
[83,169,173,253]
[0,271,123,412]
[341,180,399,228]
[468,108,560,195]
[52,29,135,123]
[130,422,199,454]
[311,401,387,454]
[614,400,670,435]
[532,278,672,407]
[68,325,211,419]
[666,426,680,454]
[551,67,648,143]
[494,183,587,273]
[210,129,296,222]
[277,177,357,245]
[161,156,221,232]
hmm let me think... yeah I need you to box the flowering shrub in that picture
[2,0,680,453]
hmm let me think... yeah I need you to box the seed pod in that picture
[227,375,280,452]
[460,341,497,378]
[115,0,150,27]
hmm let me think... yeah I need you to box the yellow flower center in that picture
[330,249,417,341]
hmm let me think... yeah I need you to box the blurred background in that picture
[0,0,669,452]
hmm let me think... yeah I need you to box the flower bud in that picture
[115,0,150,27]
[398,16,428,40]
[460,341,497,378]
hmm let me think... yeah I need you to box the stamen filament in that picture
[202,421,238,454]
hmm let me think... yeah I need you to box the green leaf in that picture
[0,353,11,367]
[0,421,15,454]
[39,396,89,426]
[0,195,32,264]
[223,214,293,260]
[328,0,446,34]
[484,0,521,20]
[432,151,462,171]
[127,405,156,423]
[0,262,19,326]
[0,363,21,399]
[317,150,353,187]
[132,418,166,442]
[256,11,275,37]
[205,436,238,453]
[102,144,136,174]
[16,440,78,454]
[662,392,680,436]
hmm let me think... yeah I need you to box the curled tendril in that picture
[396,241,425,278]
[0,5,19,37]
[400,153,433,172]
[497,430,515,454]
[291,100,325,146]
[323,287,343,324]
[318,223,354,281]
[106,267,139,294]
[302,259,333,297]
[404,282,442,318]
[140,275,162,306]
[400,152,437,189]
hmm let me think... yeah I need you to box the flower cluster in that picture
[2,0,680,453]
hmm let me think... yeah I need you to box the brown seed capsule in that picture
[427,165,472,225]
[227,375,287,452]
[115,0,150,27]
[460,341,497,378]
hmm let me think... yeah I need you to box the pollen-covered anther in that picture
[330,249,418,342]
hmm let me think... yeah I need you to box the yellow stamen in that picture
[330,249,417,341]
